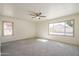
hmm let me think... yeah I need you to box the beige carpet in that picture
[1,38,79,56]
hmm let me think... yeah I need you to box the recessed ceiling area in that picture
[0,3,79,21]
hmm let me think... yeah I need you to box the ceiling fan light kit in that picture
[36,17,40,19]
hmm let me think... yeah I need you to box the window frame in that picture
[48,19,74,37]
[2,21,14,36]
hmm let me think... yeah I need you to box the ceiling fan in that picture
[29,11,46,19]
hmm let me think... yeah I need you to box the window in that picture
[3,21,13,36]
[49,20,74,36]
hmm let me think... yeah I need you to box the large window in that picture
[49,20,74,36]
[3,21,13,36]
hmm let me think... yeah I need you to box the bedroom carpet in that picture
[1,38,79,56]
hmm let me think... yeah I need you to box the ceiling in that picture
[0,3,79,21]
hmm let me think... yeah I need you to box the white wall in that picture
[0,16,36,43]
[37,14,79,45]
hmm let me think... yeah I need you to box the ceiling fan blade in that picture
[38,12,42,16]
[40,16,46,17]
